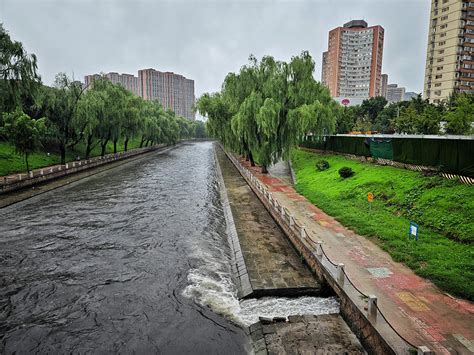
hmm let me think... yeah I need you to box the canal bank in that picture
[222,146,474,354]
[0,143,180,208]
[214,143,366,354]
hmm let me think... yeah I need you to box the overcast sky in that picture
[2,0,430,97]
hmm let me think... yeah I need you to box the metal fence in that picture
[225,150,429,354]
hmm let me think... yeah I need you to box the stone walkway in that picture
[236,154,474,354]
[215,146,322,298]
[248,315,365,355]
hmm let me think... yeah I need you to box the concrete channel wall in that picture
[0,141,210,195]
[220,146,417,355]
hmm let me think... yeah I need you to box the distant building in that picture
[386,84,406,103]
[84,72,139,96]
[84,74,101,90]
[424,0,474,103]
[321,51,328,84]
[138,68,195,120]
[105,72,140,96]
[321,20,385,100]
[404,91,419,101]
[380,74,389,97]
[83,69,195,120]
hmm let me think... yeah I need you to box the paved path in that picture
[216,146,322,298]
[248,315,365,355]
[236,155,474,354]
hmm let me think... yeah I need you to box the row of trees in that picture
[336,94,474,135]
[0,24,205,171]
[196,52,339,172]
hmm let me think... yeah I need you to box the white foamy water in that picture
[182,267,340,327]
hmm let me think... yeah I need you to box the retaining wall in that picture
[0,144,168,194]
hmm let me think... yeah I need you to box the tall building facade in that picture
[84,72,139,96]
[386,84,406,103]
[424,0,474,103]
[380,74,389,98]
[138,69,195,120]
[105,72,140,96]
[321,20,385,99]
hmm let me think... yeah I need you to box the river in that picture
[0,142,338,354]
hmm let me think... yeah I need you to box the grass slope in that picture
[0,138,142,176]
[291,149,474,300]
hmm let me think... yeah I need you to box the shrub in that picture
[338,167,355,178]
[315,159,330,171]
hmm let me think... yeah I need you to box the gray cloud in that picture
[2,0,430,96]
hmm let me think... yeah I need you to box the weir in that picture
[214,144,366,354]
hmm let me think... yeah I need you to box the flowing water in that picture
[0,142,338,354]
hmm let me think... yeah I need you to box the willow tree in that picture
[198,51,337,173]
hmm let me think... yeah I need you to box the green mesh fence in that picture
[300,136,474,177]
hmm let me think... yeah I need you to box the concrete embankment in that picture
[0,144,181,208]
[214,144,366,354]
[215,145,324,299]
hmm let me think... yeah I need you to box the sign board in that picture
[367,192,374,203]
[408,221,419,241]
[341,98,350,106]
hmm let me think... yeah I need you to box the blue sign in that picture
[408,221,419,241]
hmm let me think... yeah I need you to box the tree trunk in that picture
[59,143,66,165]
[113,140,118,154]
[124,137,129,152]
[261,165,268,174]
[25,152,29,173]
[85,136,91,158]
[140,136,146,148]
[249,150,255,167]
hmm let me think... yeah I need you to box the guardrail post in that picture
[18,174,22,181]
[290,215,294,228]
[300,226,306,240]
[417,346,434,355]
[40,169,44,176]
[316,241,323,259]
[368,295,377,322]
[72,162,75,168]
[29,171,33,178]
[65,163,68,169]
[280,205,285,219]
[337,263,345,285]
[49,168,53,173]
[58,165,61,171]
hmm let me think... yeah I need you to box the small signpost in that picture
[367,192,373,211]
[408,221,419,241]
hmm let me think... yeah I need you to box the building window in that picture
[437,57,444,62]
[442,6,449,12]
[439,41,446,46]
[435,83,442,87]
[437,66,444,70]
[436,74,443,79]
[441,15,448,20]
[439,49,445,54]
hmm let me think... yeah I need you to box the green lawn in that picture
[0,137,143,176]
[291,148,474,300]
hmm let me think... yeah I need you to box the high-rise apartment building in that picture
[321,20,385,100]
[380,74,389,98]
[84,72,139,96]
[424,0,474,103]
[386,84,406,103]
[105,72,140,96]
[138,69,195,120]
